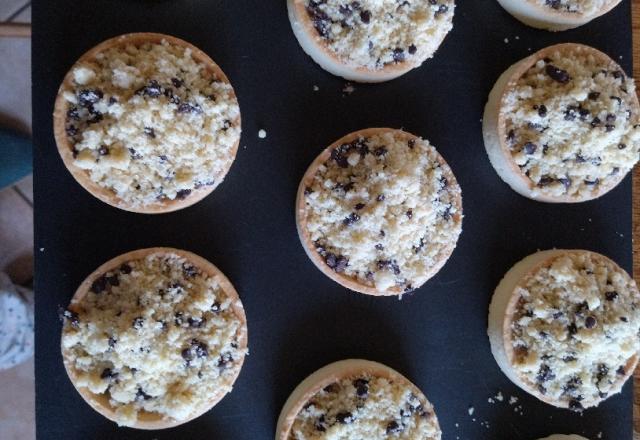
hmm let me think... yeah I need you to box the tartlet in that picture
[59,248,248,429]
[276,359,441,439]
[53,33,241,213]
[287,0,455,82]
[296,128,462,296]
[488,249,640,411]
[496,0,622,31]
[537,435,589,440]
[483,43,640,203]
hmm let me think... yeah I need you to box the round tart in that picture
[276,359,441,439]
[496,0,622,31]
[488,249,640,411]
[53,33,241,213]
[296,128,462,296]
[538,436,589,440]
[59,248,248,429]
[483,43,640,203]
[287,0,455,82]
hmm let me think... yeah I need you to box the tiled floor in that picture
[0,2,35,440]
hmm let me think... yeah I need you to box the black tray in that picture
[33,0,635,438]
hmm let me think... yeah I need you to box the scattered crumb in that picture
[39,247,45,252]
[504,38,509,44]
[313,85,319,92]
[258,129,267,139]
[472,418,476,422]
[468,406,474,416]
[619,55,623,60]
[487,397,494,404]
[455,423,459,428]
[495,391,504,402]
[528,47,532,51]
[515,35,520,40]
[509,396,518,405]
[597,432,602,439]
[342,83,355,95]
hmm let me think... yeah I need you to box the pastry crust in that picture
[276,359,440,440]
[295,128,462,296]
[488,249,638,410]
[496,0,621,31]
[482,43,638,203]
[53,33,241,214]
[286,0,453,83]
[60,247,248,430]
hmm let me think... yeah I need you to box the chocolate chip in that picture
[171,77,183,88]
[188,317,205,328]
[392,48,405,63]
[159,155,168,162]
[585,316,597,328]
[408,44,417,55]
[606,291,619,301]
[91,276,108,293]
[325,253,348,273]
[568,399,583,412]
[435,4,448,15]
[617,366,626,375]
[65,125,78,137]
[360,10,371,23]
[507,129,515,142]
[193,339,209,358]
[138,80,162,98]
[537,364,555,382]
[545,64,571,84]
[304,186,313,195]
[406,209,413,219]
[538,175,556,186]
[591,117,601,128]
[136,387,152,401]
[605,124,615,132]
[618,143,627,150]
[567,322,578,336]
[106,275,119,287]
[386,420,403,434]
[108,336,117,348]
[181,347,193,363]
[375,243,384,251]
[378,259,400,275]
[355,203,365,210]
[584,179,599,186]
[336,412,354,424]
[620,316,628,322]
[177,102,203,114]
[353,378,369,398]
[58,307,80,327]
[545,0,561,8]
[374,146,388,156]
[78,89,103,107]
[343,212,360,226]
[323,383,337,393]
[67,107,80,120]
[536,105,548,117]
[523,142,537,155]
[588,92,601,100]
[376,194,385,202]
[176,189,192,200]
[558,177,571,189]
[612,70,625,80]
[315,415,326,432]
[101,368,118,380]
[144,127,155,138]
[211,301,221,313]
[120,263,132,274]
[596,363,609,382]
[610,95,622,105]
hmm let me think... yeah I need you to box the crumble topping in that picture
[60,252,246,426]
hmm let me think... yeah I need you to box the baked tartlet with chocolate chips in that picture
[53,33,241,213]
[538,435,589,440]
[488,249,640,411]
[483,43,640,203]
[296,128,462,296]
[59,248,248,429]
[287,0,455,82]
[496,0,622,31]
[276,359,441,440]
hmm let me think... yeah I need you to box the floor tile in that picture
[0,186,33,285]
[0,37,31,134]
[14,175,33,205]
[0,0,28,21]
[11,5,30,23]
[0,358,35,440]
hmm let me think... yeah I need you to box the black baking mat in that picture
[33,0,634,438]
